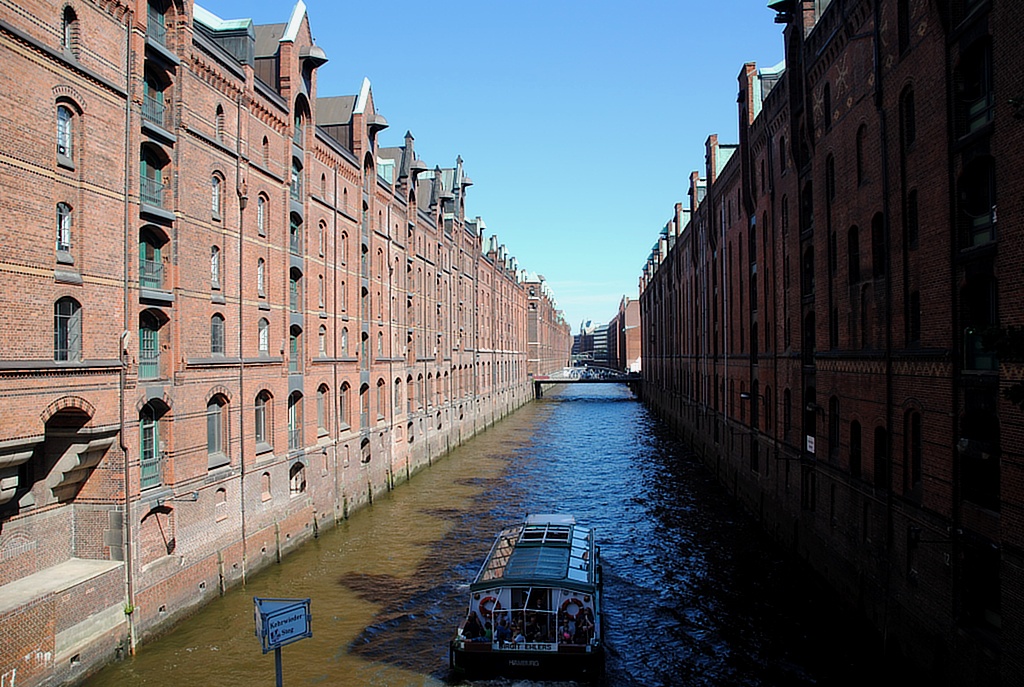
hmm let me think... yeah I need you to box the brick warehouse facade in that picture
[0,1,571,685]
[639,0,1022,684]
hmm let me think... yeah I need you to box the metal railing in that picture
[140,452,162,489]
[142,93,167,127]
[140,258,164,289]
[140,175,168,208]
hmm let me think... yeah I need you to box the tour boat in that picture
[449,514,603,680]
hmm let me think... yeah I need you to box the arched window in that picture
[140,402,163,489]
[255,390,272,447]
[56,202,73,255]
[289,325,302,373]
[377,378,386,420]
[377,330,384,357]
[143,67,169,127]
[341,327,349,355]
[54,297,82,361]
[257,257,266,296]
[211,174,223,218]
[258,317,269,354]
[211,313,225,355]
[61,7,79,57]
[257,195,267,236]
[289,461,306,494]
[141,144,168,208]
[211,245,221,288]
[293,110,304,147]
[287,392,303,450]
[339,382,350,427]
[318,220,326,256]
[289,267,302,313]
[215,105,225,141]
[318,324,326,357]
[290,158,303,200]
[207,395,228,461]
[778,136,787,173]
[289,213,302,254]
[147,0,169,45]
[316,384,329,434]
[317,274,324,309]
[139,310,164,379]
[56,104,74,163]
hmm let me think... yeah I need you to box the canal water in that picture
[86,385,898,686]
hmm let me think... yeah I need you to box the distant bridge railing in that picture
[531,368,642,398]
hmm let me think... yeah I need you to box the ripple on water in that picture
[84,385,907,687]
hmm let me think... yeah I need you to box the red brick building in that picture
[524,273,571,379]
[639,0,1021,683]
[0,1,569,685]
[607,296,641,373]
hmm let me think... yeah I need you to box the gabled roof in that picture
[316,95,356,126]
[254,23,285,57]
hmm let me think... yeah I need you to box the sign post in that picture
[254,597,312,687]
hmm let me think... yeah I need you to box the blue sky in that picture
[203,0,784,331]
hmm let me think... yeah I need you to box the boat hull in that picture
[449,640,604,681]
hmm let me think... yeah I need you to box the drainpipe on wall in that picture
[235,93,248,585]
[120,6,137,654]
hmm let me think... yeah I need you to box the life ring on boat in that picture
[560,597,584,619]
[478,596,502,619]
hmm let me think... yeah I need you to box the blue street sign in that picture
[254,597,312,654]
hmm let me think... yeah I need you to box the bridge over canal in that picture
[531,366,641,399]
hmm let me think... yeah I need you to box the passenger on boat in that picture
[484,621,493,641]
[575,607,595,643]
[463,612,484,641]
[559,620,572,643]
[495,617,512,643]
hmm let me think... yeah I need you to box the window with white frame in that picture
[257,257,266,297]
[54,297,82,361]
[211,174,223,218]
[258,317,269,354]
[56,202,73,255]
[211,245,221,288]
[57,104,73,163]
[211,313,225,355]
[255,390,271,447]
[207,395,228,462]
[257,195,267,236]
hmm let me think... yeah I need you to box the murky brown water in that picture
[85,385,905,686]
